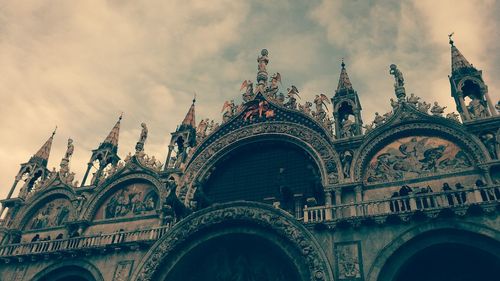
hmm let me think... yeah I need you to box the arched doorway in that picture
[33,264,103,281]
[133,202,333,281]
[377,229,500,281]
[394,243,500,281]
[165,233,301,281]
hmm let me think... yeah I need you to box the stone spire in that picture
[180,97,196,129]
[449,33,474,74]
[336,59,354,93]
[103,113,122,148]
[332,60,363,138]
[31,127,57,166]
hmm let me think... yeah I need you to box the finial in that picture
[341,58,345,69]
[448,32,454,46]
[52,126,57,137]
[261,49,268,56]
[119,112,123,121]
[193,93,196,104]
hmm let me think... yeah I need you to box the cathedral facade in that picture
[0,37,499,281]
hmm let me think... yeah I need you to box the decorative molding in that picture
[113,260,134,281]
[133,202,333,281]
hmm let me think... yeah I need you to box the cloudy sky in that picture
[0,0,499,199]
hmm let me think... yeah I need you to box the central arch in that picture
[132,201,334,281]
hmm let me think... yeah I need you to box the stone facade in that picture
[0,41,499,281]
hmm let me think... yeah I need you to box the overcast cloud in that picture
[0,0,499,199]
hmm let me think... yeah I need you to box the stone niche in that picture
[28,198,73,230]
[364,136,472,184]
[94,182,159,220]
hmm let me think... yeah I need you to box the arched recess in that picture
[352,121,487,183]
[12,187,76,230]
[366,221,500,281]
[31,260,104,281]
[81,172,164,222]
[179,121,342,204]
[131,201,334,281]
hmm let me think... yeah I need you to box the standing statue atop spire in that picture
[389,64,406,100]
[135,123,148,153]
[256,49,269,94]
[65,138,74,160]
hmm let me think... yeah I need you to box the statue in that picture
[266,72,281,99]
[446,112,460,122]
[390,98,400,111]
[139,123,148,143]
[430,102,446,116]
[389,64,404,88]
[340,118,354,138]
[417,101,431,113]
[481,133,498,159]
[196,119,209,139]
[468,98,487,119]
[285,85,300,109]
[298,102,312,115]
[373,112,385,127]
[341,151,353,178]
[240,80,254,102]
[324,117,334,135]
[257,49,269,73]
[313,93,330,122]
[363,123,374,133]
[64,138,74,159]
[407,93,420,106]
[221,100,236,123]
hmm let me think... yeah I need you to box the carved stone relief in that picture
[113,260,134,281]
[364,136,472,183]
[95,183,158,220]
[28,198,73,230]
[335,241,364,281]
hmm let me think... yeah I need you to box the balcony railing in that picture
[0,225,171,258]
[304,185,500,223]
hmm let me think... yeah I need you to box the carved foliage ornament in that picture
[179,122,341,202]
[134,203,332,281]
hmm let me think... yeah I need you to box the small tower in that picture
[164,98,197,170]
[5,129,56,201]
[81,115,122,186]
[449,34,497,121]
[332,60,363,138]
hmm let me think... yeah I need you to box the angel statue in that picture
[266,72,281,100]
[65,138,74,160]
[221,100,236,123]
[430,102,446,116]
[196,118,209,139]
[313,94,330,122]
[240,80,254,102]
[389,64,404,88]
[285,85,301,109]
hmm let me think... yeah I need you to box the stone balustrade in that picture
[0,225,171,259]
[304,185,500,224]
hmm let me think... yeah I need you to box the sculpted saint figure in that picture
[430,102,446,116]
[139,123,148,144]
[389,64,404,87]
[65,138,74,159]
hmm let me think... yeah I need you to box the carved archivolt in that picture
[179,121,342,203]
[81,172,164,222]
[353,122,487,182]
[132,202,334,281]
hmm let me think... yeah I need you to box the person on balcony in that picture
[442,183,455,206]
[455,183,466,204]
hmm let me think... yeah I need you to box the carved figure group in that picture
[30,200,71,229]
[285,85,300,109]
[468,97,488,119]
[104,186,158,219]
[366,137,471,183]
[430,102,446,116]
[312,94,330,122]
[221,100,236,123]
